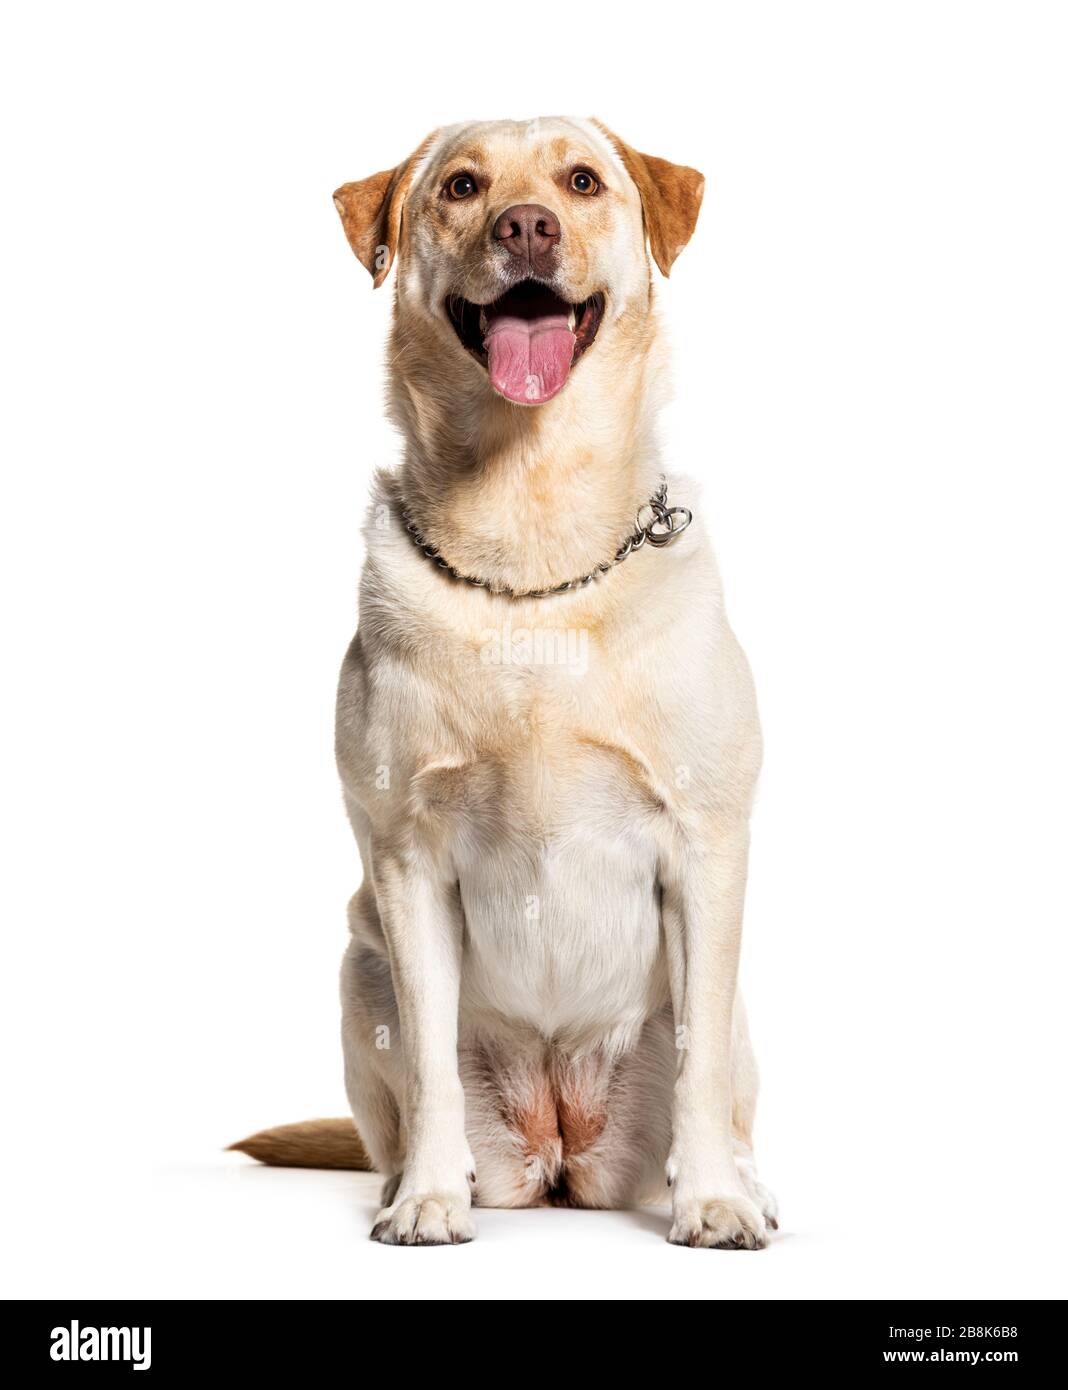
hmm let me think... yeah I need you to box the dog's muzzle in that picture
[445,279,605,406]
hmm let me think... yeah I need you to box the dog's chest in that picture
[413,654,671,1041]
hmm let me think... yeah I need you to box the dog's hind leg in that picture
[227,888,400,1177]
[340,893,406,1199]
[729,994,778,1229]
[551,1008,683,1210]
[458,1034,560,1209]
[557,1002,777,1225]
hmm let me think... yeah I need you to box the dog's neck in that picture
[389,308,668,595]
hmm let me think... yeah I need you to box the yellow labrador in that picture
[233,117,777,1248]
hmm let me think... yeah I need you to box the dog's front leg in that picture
[663,820,767,1249]
[369,846,475,1246]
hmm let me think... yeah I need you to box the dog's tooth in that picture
[568,307,576,330]
[479,307,489,335]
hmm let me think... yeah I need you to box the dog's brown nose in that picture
[493,204,561,271]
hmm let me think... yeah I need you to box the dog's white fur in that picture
[322,118,773,1246]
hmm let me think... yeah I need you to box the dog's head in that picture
[334,118,703,407]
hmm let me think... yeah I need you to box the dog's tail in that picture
[227,1118,374,1171]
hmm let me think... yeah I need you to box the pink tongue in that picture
[484,313,575,404]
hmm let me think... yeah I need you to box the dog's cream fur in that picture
[233,117,776,1248]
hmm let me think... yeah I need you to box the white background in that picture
[2,1,1066,1301]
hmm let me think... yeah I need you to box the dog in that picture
[231,117,777,1248]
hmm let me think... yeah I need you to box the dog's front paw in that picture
[371,1192,475,1246]
[668,1192,767,1250]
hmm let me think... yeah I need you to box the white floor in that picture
[7,1149,1062,1302]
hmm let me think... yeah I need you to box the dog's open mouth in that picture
[445,281,605,405]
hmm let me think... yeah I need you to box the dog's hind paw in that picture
[733,1143,779,1231]
[748,1179,779,1231]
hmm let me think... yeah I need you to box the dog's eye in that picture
[447,174,478,200]
[570,169,599,196]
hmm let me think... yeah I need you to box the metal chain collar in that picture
[399,477,693,599]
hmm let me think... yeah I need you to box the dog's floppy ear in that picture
[594,122,705,277]
[333,134,436,288]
